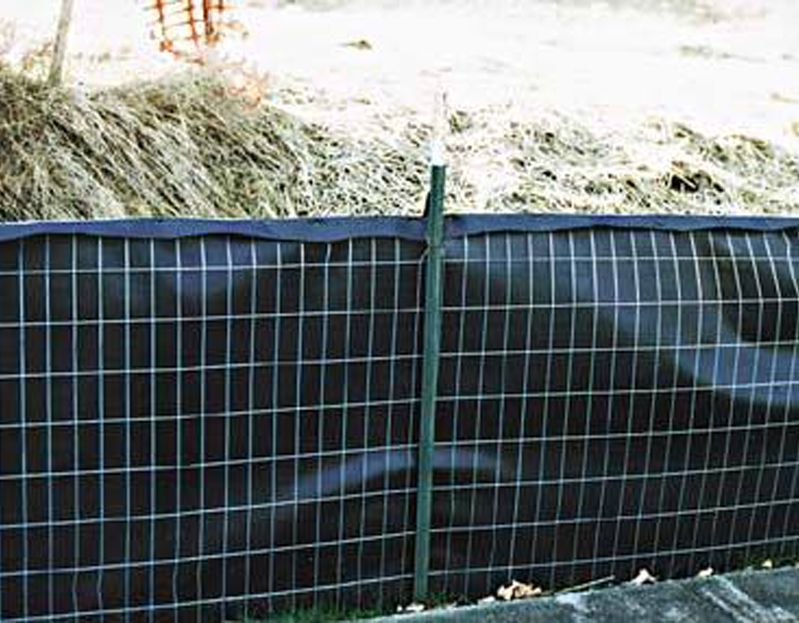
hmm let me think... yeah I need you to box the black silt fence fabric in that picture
[0,232,426,621]
[431,227,799,597]
[0,216,798,621]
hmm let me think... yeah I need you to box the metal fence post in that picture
[413,145,447,602]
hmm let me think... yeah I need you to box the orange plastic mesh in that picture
[147,1,240,60]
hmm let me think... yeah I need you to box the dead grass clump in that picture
[487,116,799,215]
[0,68,428,220]
[0,67,795,220]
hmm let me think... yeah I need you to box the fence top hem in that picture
[0,217,427,243]
[1,213,799,242]
[446,213,799,236]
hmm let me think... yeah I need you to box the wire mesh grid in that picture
[431,228,799,597]
[0,233,426,621]
[1,224,799,620]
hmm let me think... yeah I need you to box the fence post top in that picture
[430,90,449,167]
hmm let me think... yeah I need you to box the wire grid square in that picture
[0,234,425,621]
[430,228,799,598]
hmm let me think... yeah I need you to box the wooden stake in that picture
[48,0,75,86]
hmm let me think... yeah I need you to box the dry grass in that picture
[0,66,797,220]
[444,109,799,216]
[0,68,428,220]
[493,117,799,215]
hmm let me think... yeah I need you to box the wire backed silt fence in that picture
[1,214,799,620]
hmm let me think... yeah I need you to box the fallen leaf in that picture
[396,602,425,614]
[497,579,543,601]
[629,569,657,586]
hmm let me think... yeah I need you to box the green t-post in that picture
[413,159,446,603]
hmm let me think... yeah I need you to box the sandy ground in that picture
[256,0,799,146]
[1,0,797,214]
[2,0,798,138]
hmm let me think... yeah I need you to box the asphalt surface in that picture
[372,568,799,622]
